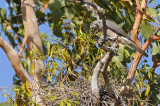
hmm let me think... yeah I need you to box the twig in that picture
[80,0,107,46]
[41,0,50,13]
[19,35,27,57]
[38,16,52,26]
[0,84,13,92]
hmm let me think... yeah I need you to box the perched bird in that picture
[90,20,148,57]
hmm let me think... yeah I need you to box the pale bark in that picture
[21,0,46,85]
[0,37,32,85]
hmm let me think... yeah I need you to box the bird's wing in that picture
[105,20,131,40]
[118,36,148,57]
[106,20,148,57]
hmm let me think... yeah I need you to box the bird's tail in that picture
[128,41,148,57]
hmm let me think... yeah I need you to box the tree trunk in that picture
[21,0,47,86]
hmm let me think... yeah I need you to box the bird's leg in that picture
[98,36,105,46]
[101,44,118,55]
[98,35,118,46]
[106,36,118,42]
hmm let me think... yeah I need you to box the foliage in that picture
[0,0,160,105]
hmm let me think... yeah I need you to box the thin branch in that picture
[0,84,13,92]
[19,35,27,57]
[38,16,52,26]
[41,0,50,13]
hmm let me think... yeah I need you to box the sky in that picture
[0,0,160,103]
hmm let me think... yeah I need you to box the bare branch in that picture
[80,0,107,46]
[0,37,32,85]
[41,0,50,13]
[19,35,27,57]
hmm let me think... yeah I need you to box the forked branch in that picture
[80,0,125,105]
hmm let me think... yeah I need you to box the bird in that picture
[90,19,148,57]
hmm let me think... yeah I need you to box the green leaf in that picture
[0,8,6,20]
[151,42,159,55]
[129,12,135,24]
[145,84,150,96]
[60,101,64,106]
[65,7,75,21]
[26,59,31,74]
[136,70,140,79]
[135,81,141,97]
[125,17,132,28]
[157,31,160,36]
[152,89,160,103]
[118,44,124,62]
[2,23,7,32]
[0,102,13,106]
[140,20,154,39]
[146,7,158,17]
[48,0,61,10]
[7,32,16,47]
[47,42,50,56]
[149,0,155,4]
[157,14,160,22]
[113,56,125,68]
[0,17,2,23]
[17,25,25,37]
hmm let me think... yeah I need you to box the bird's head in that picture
[90,20,102,31]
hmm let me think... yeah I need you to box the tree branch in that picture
[0,37,32,85]
[80,0,107,46]
[121,28,160,94]
[135,0,143,12]
[131,0,148,47]
[41,0,50,13]
[19,35,27,57]
[120,0,149,95]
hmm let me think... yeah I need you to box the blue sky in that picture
[0,0,160,103]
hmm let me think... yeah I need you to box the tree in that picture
[0,0,160,105]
